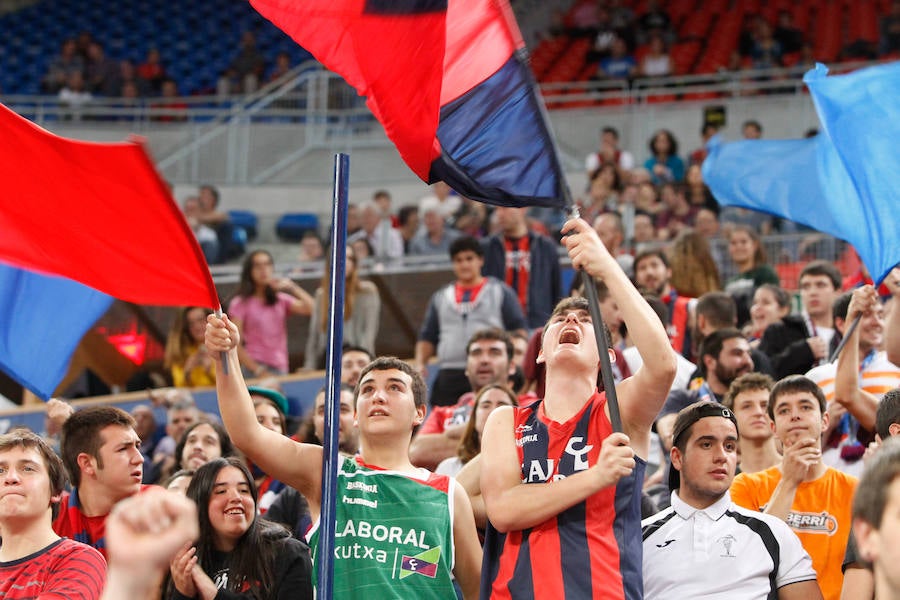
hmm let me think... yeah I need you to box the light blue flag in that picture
[0,263,113,399]
[703,62,900,285]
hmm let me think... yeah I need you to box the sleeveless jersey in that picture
[308,455,457,599]
[481,391,646,600]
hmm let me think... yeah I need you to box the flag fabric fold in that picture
[702,62,900,285]
[0,102,220,398]
[0,265,112,399]
[249,0,567,208]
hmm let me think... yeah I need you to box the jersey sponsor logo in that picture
[399,547,441,579]
[786,511,838,535]
[343,495,378,509]
[523,436,594,482]
[346,481,378,494]
[515,423,533,434]
[516,434,538,447]
[336,519,429,549]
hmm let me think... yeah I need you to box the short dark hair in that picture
[696,292,738,329]
[0,428,68,497]
[742,119,762,134]
[601,126,619,140]
[200,184,219,206]
[768,375,827,420]
[397,205,418,226]
[449,236,483,259]
[373,189,391,201]
[799,260,842,290]
[634,248,670,272]
[875,388,900,440]
[723,372,775,410]
[699,327,745,363]
[757,283,791,309]
[853,436,900,529]
[832,291,853,324]
[61,406,136,487]
[466,328,513,362]
[356,356,427,408]
[342,344,374,361]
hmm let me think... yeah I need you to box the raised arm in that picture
[480,406,635,532]
[206,313,324,512]
[562,218,676,452]
[833,285,880,430]
[886,268,900,366]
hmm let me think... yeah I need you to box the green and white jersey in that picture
[308,455,457,599]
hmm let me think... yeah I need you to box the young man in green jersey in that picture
[206,318,482,599]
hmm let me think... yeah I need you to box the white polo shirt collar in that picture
[671,490,731,521]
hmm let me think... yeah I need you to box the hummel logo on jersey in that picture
[656,539,676,548]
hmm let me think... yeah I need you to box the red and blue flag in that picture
[0,103,219,399]
[249,0,567,208]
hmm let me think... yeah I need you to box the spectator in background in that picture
[296,231,324,263]
[880,0,900,55]
[632,211,657,252]
[598,35,636,80]
[637,0,673,44]
[669,229,721,299]
[638,33,672,78]
[420,181,461,221]
[688,123,720,166]
[229,31,266,94]
[348,201,403,261]
[137,48,166,93]
[113,60,149,97]
[409,196,462,256]
[416,237,527,406]
[655,183,698,241]
[587,5,618,62]
[634,248,695,357]
[228,250,314,376]
[747,283,791,345]
[304,244,380,369]
[774,10,804,55]
[268,51,292,82]
[584,126,636,181]
[58,71,92,111]
[153,79,188,122]
[580,163,621,224]
[84,42,119,96]
[181,196,220,264]
[249,388,291,513]
[645,129,685,184]
[481,206,563,330]
[396,204,419,254]
[723,225,780,327]
[759,260,842,378]
[172,421,236,474]
[165,306,215,388]
[436,384,517,477]
[722,373,782,474]
[42,38,85,94]
[684,163,717,210]
[452,197,490,239]
[750,20,783,69]
[742,119,764,139]
[593,212,635,277]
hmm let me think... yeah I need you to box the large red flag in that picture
[0,103,219,308]
[250,0,567,209]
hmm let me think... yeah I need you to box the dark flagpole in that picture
[318,153,349,599]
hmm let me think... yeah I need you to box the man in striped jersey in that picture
[806,286,900,477]
[0,429,106,599]
[642,401,821,599]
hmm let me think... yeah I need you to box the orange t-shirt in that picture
[730,466,857,600]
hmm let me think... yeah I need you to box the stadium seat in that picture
[228,210,259,241]
[276,213,319,242]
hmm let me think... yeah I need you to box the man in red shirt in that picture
[54,406,152,558]
[0,429,106,598]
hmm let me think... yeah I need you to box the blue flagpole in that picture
[318,153,349,600]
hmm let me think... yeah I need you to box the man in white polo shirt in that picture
[642,401,822,599]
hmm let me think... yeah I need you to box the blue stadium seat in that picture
[228,210,259,241]
[276,213,319,242]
